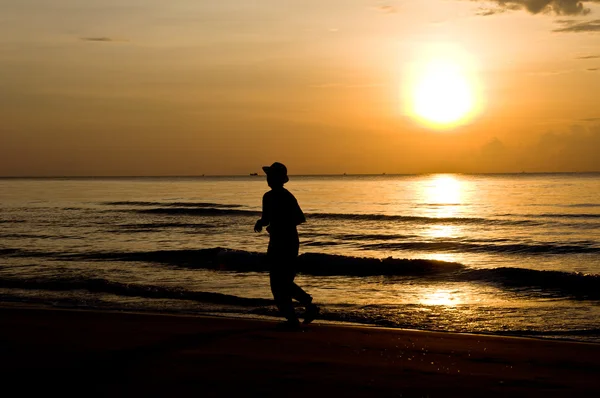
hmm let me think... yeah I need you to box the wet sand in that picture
[1,306,599,397]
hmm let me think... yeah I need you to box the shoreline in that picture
[2,306,599,396]
[2,301,599,344]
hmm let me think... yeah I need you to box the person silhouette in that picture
[254,162,319,327]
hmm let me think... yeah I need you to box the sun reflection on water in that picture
[425,175,462,207]
[421,252,461,264]
[420,289,462,306]
[420,175,468,241]
[425,224,458,239]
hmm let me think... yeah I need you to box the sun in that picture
[413,60,473,125]
[403,46,481,129]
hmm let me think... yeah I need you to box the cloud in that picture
[309,83,384,88]
[475,1,599,16]
[473,126,600,172]
[576,55,600,59]
[587,67,600,71]
[581,117,600,121]
[480,137,507,158]
[528,69,574,76]
[374,5,398,14]
[553,19,600,32]
[529,126,600,171]
[475,8,502,16]
[81,37,113,42]
[80,37,128,43]
[475,4,521,16]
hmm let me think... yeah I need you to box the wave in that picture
[139,208,261,217]
[0,248,21,256]
[462,267,600,299]
[340,233,417,241]
[0,247,464,276]
[0,233,60,239]
[109,222,214,232]
[103,201,242,208]
[133,207,543,226]
[84,248,466,276]
[4,247,600,299]
[107,200,600,223]
[361,241,600,255]
[496,212,600,220]
[534,213,600,219]
[422,203,464,206]
[0,276,272,307]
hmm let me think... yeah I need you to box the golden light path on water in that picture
[415,175,473,308]
[421,174,468,242]
[381,174,474,267]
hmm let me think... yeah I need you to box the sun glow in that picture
[404,45,481,129]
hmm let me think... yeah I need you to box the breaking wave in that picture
[3,247,599,299]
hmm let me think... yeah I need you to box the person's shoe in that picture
[302,304,320,325]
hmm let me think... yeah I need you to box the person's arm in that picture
[254,194,271,232]
[294,197,306,226]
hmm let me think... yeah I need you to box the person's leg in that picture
[269,264,299,324]
[287,263,320,324]
[268,241,315,324]
[290,279,312,306]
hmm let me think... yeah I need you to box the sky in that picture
[1,0,599,176]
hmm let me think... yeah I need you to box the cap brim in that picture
[262,166,270,174]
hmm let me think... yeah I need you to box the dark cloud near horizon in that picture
[553,19,600,31]
[80,37,128,42]
[81,37,113,42]
[587,67,599,70]
[476,1,599,16]
[475,126,600,172]
[576,54,600,59]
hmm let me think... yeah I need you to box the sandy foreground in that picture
[1,306,599,397]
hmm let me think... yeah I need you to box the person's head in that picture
[262,162,289,188]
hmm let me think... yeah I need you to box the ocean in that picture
[1,173,599,342]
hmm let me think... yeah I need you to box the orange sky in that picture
[1,0,599,176]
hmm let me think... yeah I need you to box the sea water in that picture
[1,174,599,341]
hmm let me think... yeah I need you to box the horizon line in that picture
[1,171,600,179]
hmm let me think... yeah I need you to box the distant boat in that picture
[250,173,258,176]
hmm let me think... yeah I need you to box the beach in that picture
[2,306,599,397]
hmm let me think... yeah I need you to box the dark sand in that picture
[1,306,599,397]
